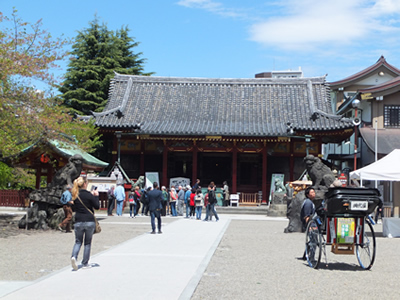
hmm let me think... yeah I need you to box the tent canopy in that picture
[350,149,400,181]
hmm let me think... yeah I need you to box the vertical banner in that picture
[145,172,160,189]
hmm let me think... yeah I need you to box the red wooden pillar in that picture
[232,145,237,194]
[192,143,198,186]
[162,142,168,187]
[262,145,268,203]
[140,140,145,175]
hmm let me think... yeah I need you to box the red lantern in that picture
[40,154,50,163]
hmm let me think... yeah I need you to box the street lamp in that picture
[351,99,361,170]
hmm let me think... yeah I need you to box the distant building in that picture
[255,68,303,79]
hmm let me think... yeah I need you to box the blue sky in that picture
[2,0,400,88]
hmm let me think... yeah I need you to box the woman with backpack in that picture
[195,188,204,220]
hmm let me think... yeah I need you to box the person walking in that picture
[114,182,125,216]
[107,185,116,216]
[177,185,185,216]
[70,176,99,270]
[169,187,178,216]
[147,182,163,234]
[58,185,73,232]
[195,188,204,220]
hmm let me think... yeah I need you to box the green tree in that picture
[0,9,101,159]
[59,18,152,115]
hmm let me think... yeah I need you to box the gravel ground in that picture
[1,212,399,299]
[191,219,400,300]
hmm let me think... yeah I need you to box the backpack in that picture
[140,191,148,205]
[60,191,70,205]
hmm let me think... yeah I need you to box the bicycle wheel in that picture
[356,220,376,270]
[305,219,322,269]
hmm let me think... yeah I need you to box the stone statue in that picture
[284,154,335,233]
[19,154,84,230]
[304,154,335,191]
[132,176,145,190]
[50,154,83,189]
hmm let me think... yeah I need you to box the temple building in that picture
[93,73,353,201]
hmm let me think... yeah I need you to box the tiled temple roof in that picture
[94,74,352,136]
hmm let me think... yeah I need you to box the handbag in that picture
[77,195,101,234]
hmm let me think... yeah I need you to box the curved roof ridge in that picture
[359,75,400,93]
[329,56,400,87]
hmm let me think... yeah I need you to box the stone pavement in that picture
[0,212,281,300]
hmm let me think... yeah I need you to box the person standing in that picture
[189,188,196,218]
[58,185,73,232]
[147,182,163,234]
[300,187,316,232]
[207,185,219,222]
[184,185,191,218]
[161,186,169,216]
[128,188,136,218]
[177,185,185,216]
[133,186,141,217]
[169,187,178,216]
[195,188,204,220]
[222,181,230,206]
[70,176,99,270]
[114,182,125,216]
[193,178,200,190]
[203,192,210,221]
[107,185,116,216]
[375,196,384,224]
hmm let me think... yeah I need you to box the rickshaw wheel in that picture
[305,219,322,269]
[356,220,376,270]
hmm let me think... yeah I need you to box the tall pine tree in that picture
[60,18,152,115]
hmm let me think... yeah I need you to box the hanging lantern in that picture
[40,153,50,163]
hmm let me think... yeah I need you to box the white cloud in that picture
[249,0,400,51]
[176,0,247,18]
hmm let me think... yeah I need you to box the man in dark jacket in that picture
[147,182,163,234]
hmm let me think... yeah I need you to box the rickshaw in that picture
[305,187,381,270]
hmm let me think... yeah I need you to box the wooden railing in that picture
[0,190,30,207]
[239,192,261,206]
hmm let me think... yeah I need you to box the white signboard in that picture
[87,176,117,192]
[145,172,160,189]
[170,177,190,189]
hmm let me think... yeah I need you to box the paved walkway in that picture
[1,213,284,300]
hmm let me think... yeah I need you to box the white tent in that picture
[350,149,400,181]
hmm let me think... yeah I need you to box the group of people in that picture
[105,178,225,222]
